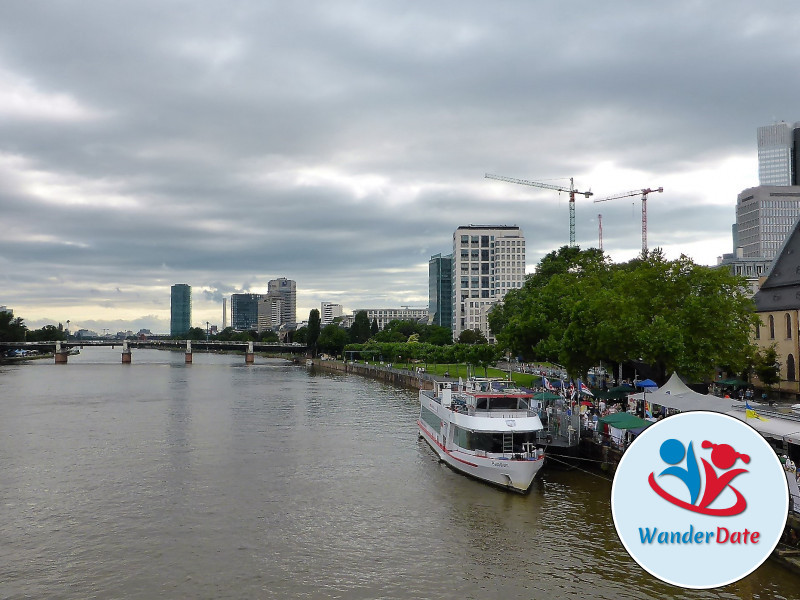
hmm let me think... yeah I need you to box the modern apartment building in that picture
[268,278,297,327]
[321,302,344,325]
[452,225,526,342]
[231,293,263,330]
[170,284,192,336]
[428,253,453,329]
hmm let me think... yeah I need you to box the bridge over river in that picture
[0,339,308,364]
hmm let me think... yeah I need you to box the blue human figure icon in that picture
[658,438,701,505]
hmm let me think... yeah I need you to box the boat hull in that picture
[418,420,544,493]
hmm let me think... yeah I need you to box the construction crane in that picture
[593,187,663,253]
[485,173,593,246]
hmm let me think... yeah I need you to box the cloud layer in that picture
[0,1,793,333]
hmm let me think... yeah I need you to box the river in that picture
[0,347,797,599]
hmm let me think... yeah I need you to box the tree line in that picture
[488,245,771,385]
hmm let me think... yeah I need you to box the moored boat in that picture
[418,378,545,492]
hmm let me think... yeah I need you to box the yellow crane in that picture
[593,187,663,253]
[485,173,593,246]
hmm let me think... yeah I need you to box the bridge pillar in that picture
[245,341,254,364]
[185,340,192,363]
[54,341,69,364]
[121,340,132,364]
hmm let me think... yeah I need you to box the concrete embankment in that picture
[310,359,435,390]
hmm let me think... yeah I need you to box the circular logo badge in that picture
[611,411,789,589]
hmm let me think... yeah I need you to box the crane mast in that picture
[593,186,663,253]
[485,173,593,246]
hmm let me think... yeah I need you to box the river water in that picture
[0,347,797,599]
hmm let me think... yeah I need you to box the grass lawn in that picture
[358,360,542,388]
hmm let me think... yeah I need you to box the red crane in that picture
[593,187,663,253]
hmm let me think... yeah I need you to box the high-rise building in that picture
[428,253,453,329]
[222,298,227,330]
[268,278,297,327]
[321,302,343,325]
[735,186,800,261]
[757,122,800,186]
[231,293,263,330]
[257,293,284,332]
[170,284,192,336]
[452,225,525,342]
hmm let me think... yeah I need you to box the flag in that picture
[542,376,556,392]
[579,380,594,397]
[569,380,576,401]
[745,401,768,421]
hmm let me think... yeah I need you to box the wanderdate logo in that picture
[648,439,750,516]
[611,411,788,589]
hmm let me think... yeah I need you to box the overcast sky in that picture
[1,1,797,334]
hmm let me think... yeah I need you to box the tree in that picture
[371,318,379,336]
[307,309,321,356]
[318,324,349,357]
[259,330,279,343]
[490,245,759,383]
[466,344,502,377]
[0,313,27,342]
[754,346,781,391]
[26,324,67,342]
[350,310,372,344]
[458,328,488,345]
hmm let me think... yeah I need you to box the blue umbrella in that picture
[635,379,658,388]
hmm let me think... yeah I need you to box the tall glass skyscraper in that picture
[758,122,800,186]
[231,293,264,330]
[428,253,453,329]
[170,284,192,336]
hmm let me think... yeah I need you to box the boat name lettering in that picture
[491,461,510,468]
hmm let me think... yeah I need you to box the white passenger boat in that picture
[418,379,545,492]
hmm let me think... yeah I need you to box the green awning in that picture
[533,391,561,401]
[718,379,748,387]
[599,412,653,430]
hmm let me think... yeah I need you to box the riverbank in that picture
[311,357,800,575]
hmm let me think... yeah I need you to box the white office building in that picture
[736,186,800,261]
[257,293,284,332]
[350,307,428,330]
[321,302,343,325]
[267,278,297,327]
[758,122,800,186]
[452,225,525,342]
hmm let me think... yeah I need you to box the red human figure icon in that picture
[698,441,750,514]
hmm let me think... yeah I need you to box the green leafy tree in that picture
[259,330,279,343]
[0,313,28,342]
[318,324,349,357]
[457,328,488,345]
[466,344,502,377]
[307,309,321,356]
[350,311,372,344]
[491,245,758,383]
[754,346,781,391]
[371,318,379,336]
[26,324,67,342]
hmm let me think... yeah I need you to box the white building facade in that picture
[321,302,343,325]
[267,278,297,327]
[350,307,428,330]
[452,225,525,342]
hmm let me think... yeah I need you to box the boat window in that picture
[420,406,441,433]
[489,397,518,410]
[475,397,489,410]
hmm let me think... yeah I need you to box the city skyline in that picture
[1,2,797,334]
